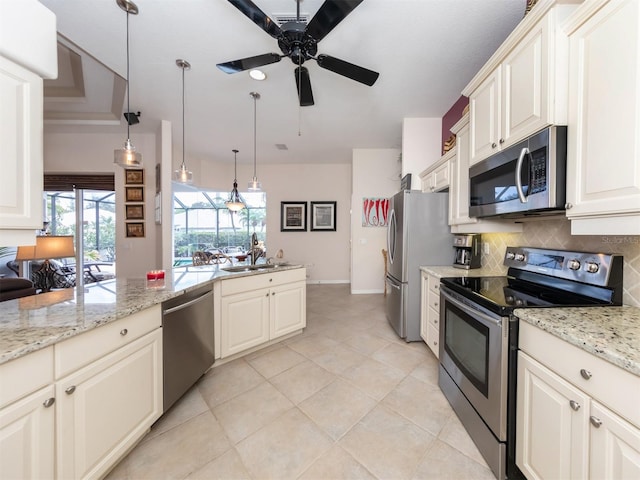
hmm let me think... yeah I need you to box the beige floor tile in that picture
[310,342,367,375]
[143,386,209,443]
[413,439,497,480]
[438,410,489,467]
[343,330,390,356]
[340,357,405,400]
[372,342,429,374]
[382,375,455,436]
[213,382,293,444]
[339,404,436,479]
[269,359,336,404]
[246,345,306,378]
[236,408,333,480]
[299,444,376,480]
[299,378,377,440]
[185,448,251,480]
[197,358,264,408]
[118,411,231,480]
[409,353,440,387]
[286,333,341,358]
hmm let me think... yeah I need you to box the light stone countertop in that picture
[0,263,304,365]
[420,265,506,278]
[514,306,640,377]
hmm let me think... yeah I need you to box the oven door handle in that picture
[515,147,530,204]
[441,288,503,328]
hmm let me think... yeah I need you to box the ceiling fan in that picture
[216,0,379,106]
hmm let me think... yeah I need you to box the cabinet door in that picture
[469,67,501,165]
[0,56,43,245]
[501,16,548,147]
[0,385,55,480]
[450,122,479,226]
[270,281,306,339]
[566,0,640,232]
[589,401,640,480]
[221,288,270,358]
[516,352,589,480]
[56,329,162,480]
[420,272,429,343]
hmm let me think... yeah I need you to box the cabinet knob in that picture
[272,292,275,296]
[590,416,602,428]
[266,293,269,297]
[580,369,592,380]
[434,302,438,307]
[43,397,55,408]
[569,400,581,411]
[65,386,76,395]
[565,203,573,209]
[433,341,438,346]
[435,284,439,290]
[120,329,128,336]
[491,142,497,148]
[434,319,438,324]
[499,138,505,144]
[269,278,272,282]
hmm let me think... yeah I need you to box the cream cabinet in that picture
[420,272,441,358]
[220,268,306,358]
[517,321,640,480]
[464,1,576,166]
[564,0,640,234]
[419,152,451,193]
[0,1,57,245]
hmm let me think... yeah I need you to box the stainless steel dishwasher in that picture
[162,284,214,412]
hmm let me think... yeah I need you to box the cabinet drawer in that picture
[428,277,441,296]
[428,306,440,329]
[519,321,640,426]
[426,323,439,358]
[221,268,306,296]
[428,290,440,312]
[55,305,161,378]
[0,346,54,409]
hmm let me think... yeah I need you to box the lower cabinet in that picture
[220,268,306,358]
[420,272,441,358]
[517,322,640,480]
[56,328,162,480]
[0,385,55,479]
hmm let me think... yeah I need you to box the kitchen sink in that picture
[222,264,283,273]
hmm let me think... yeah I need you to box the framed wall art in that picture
[125,204,144,220]
[310,201,336,231]
[280,202,307,231]
[125,222,145,238]
[125,169,144,185]
[125,186,144,202]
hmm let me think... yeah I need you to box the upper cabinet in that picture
[0,1,57,245]
[463,0,578,166]
[564,0,640,235]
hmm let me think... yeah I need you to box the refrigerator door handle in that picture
[386,278,401,290]
[387,209,396,264]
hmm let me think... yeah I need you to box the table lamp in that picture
[15,236,75,292]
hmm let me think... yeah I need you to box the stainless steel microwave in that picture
[469,126,567,218]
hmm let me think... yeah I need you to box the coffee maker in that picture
[453,234,481,269]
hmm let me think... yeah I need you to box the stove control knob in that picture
[586,262,599,274]
[568,259,581,270]
[515,299,524,306]
[505,252,515,260]
[515,253,525,262]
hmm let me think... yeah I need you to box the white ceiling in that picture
[39,0,525,167]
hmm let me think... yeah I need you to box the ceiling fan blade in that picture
[305,0,365,42]
[227,0,282,38]
[217,53,282,74]
[294,67,314,106]
[316,54,379,86]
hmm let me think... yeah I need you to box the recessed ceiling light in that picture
[249,69,266,81]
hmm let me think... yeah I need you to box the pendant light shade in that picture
[248,92,262,192]
[226,149,246,211]
[173,59,193,184]
[114,0,142,168]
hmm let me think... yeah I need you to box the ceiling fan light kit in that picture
[248,91,262,192]
[226,149,246,211]
[217,0,379,106]
[173,59,194,184]
[114,0,143,169]
[249,69,266,81]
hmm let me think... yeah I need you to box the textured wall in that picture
[480,218,640,307]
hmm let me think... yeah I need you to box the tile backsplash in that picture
[480,218,640,307]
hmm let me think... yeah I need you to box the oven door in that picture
[439,285,509,441]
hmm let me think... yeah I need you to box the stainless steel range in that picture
[438,247,623,480]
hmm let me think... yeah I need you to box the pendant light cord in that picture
[253,94,257,178]
[126,10,131,140]
[182,64,185,169]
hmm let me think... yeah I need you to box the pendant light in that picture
[225,149,246,211]
[173,59,193,184]
[248,92,262,191]
[114,0,142,168]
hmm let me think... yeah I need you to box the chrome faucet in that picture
[250,233,262,265]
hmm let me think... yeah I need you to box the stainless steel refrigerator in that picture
[385,190,451,341]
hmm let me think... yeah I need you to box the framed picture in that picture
[280,202,307,231]
[125,186,144,202]
[125,222,145,238]
[125,204,144,220]
[125,169,144,185]
[310,201,336,231]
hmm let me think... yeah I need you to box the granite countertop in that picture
[514,306,640,377]
[420,265,506,278]
[0,263,304,366]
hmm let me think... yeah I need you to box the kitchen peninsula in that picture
[0,264,306,479]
